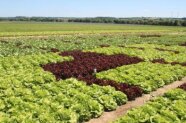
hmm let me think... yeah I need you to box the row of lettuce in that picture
[0,34,186,57]
[96,62,186,93]
[114,84,186,123]
[0,53,127,122]
[86,44,186,63]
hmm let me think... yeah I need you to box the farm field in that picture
[0,22,186,37]
[0,22,186,122]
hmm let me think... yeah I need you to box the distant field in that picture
[0,21,186,37]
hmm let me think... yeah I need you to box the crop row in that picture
[114,84,186,123]
[0,52,71,68]
[42,51,143,100]
[0,53,128,122]
[78,75,143,100]
[96,62,186,93]
[0,78,127,122]
[152,58,186,66]
[1,34,186,57]
[87,44,186,63]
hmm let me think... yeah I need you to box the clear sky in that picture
[0,0,186,17]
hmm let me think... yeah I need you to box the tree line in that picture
[0,17,186,26]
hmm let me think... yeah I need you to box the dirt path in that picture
[87,77,186,123]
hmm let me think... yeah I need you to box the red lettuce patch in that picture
[42,50,143,100]
[152,58,186,66]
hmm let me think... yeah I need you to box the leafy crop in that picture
[78,75,143,100]
[87,44,186,63]
[43,50,142,79]
[0,30,186,122]
[0,53,127,122]
[114,88,186,123]
[97,62,186,93]
[43,50,143,100]
[1,34,186,57]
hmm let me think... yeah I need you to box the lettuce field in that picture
[0,22,186,123]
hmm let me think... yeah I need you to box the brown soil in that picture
[86,77,186,123]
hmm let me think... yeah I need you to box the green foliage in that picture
[114,89,186,123]
[0,17,186,27]
[87,44,186,63]
[0,53,127,122]
[1,33,186,57]
[97,62,186,93]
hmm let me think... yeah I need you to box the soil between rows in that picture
[86,77,186,123]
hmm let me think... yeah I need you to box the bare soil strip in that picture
[87,77,186,123]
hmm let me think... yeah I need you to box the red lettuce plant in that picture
[42,50,143,100]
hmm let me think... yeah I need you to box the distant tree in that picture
[182,20,186,26]
[0,17,185,26]
[174,20,181,26]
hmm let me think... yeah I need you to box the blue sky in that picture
[0,0,186,17]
